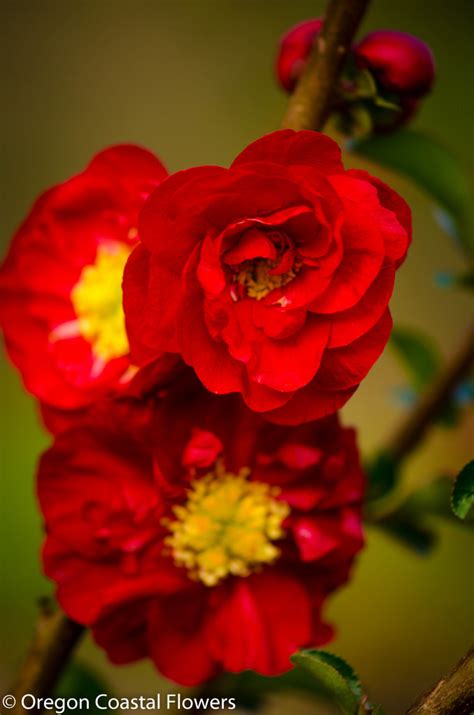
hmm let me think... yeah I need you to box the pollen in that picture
[235,258,299,300]
[71,243,131,362]
[164,462,290,586]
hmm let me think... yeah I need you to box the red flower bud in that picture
[354,30,435,97]
[276,18,323,92]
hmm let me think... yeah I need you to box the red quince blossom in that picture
[354,30,435,99]
[276,18,323,92]
[123,130,411,424]
[38,386,365,685]
[0,145,175,425]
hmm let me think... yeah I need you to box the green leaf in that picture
[376,513,437,554]
[214,652,384,715]
[350,129,473,257]
[291,650,363,715]
[390,326,440,390]
[452,461,474,519]
[370,476,474,553]
[366,451,399,501]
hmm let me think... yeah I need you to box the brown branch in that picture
[281,0,371,131]
[11,601,84,714]
[407,646,474,715]
[388,325,474,463]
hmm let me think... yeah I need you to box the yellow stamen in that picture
[71,243,131,361]
[165,461,290,586]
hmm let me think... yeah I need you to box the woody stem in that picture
[388,325,474,463]
[406,646,474,715]
[11,601,84,714]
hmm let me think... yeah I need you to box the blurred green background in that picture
[0,1,472,713]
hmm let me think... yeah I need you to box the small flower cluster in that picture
[0,126,411,683]
[277,20,435,134]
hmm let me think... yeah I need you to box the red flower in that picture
[276,18,323,92]
[38,387,365,685]
[0,145,173,422]
[124,130,411,424]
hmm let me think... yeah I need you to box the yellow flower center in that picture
[71,243,131,362]
[235,258,300,300]
[165,462,290,586]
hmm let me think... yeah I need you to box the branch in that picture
[11,601,84,713]
[388,325,474,463]
[407,646,474,714]
[281,0,371,131]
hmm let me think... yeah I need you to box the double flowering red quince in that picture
[124,130,411,424]
[0,144,176,431]
[38,384,365,685]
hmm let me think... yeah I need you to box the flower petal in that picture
[232,129,343,174]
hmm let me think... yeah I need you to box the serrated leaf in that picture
[216,651,383,714]
[291,650,362,715]
[351,130,473,257]
[452,461,474,519]
[390,326,440,390]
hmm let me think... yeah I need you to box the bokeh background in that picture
[0,1,472,713]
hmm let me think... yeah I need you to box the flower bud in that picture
[276,18,323,92]
[354,30,435,97]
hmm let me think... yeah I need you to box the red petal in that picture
[348,169,411,266]
[223,228,276,264]
[328,263,395,348]
[264,384,358,425]
[310,175,386,313]
[138,165,228,257]
[182,428,223,469]
[208,571,312,676]
[247,315,330,392]
[232,129,343,174]
[316,309,393,390]
[252,302,307,339]
[148,590,217,686]
[88,144,168,186]
[277,442,324,469]
[292,516,341,561]
[93,600,150,664]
